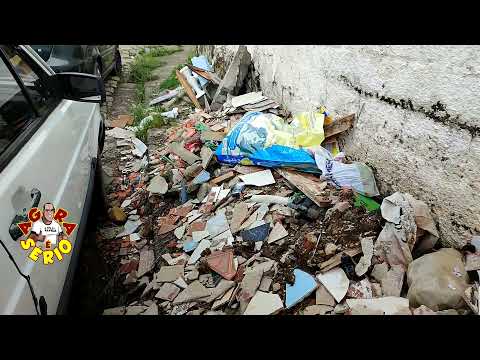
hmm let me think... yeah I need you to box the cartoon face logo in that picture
[17,203,77,265]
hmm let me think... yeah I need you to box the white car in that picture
[0,45,106,314]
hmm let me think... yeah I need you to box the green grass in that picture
[134,113,168,142]
[127,45,194,141]
[158,48,197,91]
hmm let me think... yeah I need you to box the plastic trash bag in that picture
[215,110,326,172]
[311,146,380,197]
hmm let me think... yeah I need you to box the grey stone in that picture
[155,265,184,283]
[407,248,469,311]
[211,45,251,110]
[173,280,211,305]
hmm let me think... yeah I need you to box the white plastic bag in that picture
[311,146,380,197]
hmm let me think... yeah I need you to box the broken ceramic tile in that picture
[380,193,402,224]
[199,273,215,288]
[155,283,181,301]
[174,224,186,239]
[230,203,249,234]
[168,142,201,165]
[239,170,275,186]
[141,303,159,315]
[267,222,288,244]
[212,287,235,310]
[185,269,199,281]
[125,305,147,315]
[355,237,374,276]
[200,146,214,169]
[192,170,211,185]
[346,297,410,315]
[371,262,389,283]
[137,249,155,277]
[103,306,126,315]
[192,230,210,243]
[207,279,236,302]
[316,284,336,306]
[241,223,270,242]
[158,223,179,235]
[116,219,142,238]
[239,204,269,231]
[239,267,264,303]
[187,239,212,265]
[347,279,374,299]
[183,238,199,252]
[244,291,284,315]
[302,305,333,315]
[132,138,147,157]
[121,199,132,208]
[106,127,135,139]
[316,268,349,303]
[285,269,318,309]
[170,302,196,315]
[156,265,184,283]
[173,280,211,304]
[147,175,168,194]
[381,264,405,297]
[174,277,189,289]
[206,212,229,238]
[206,250,236,280]
[130,233,141,242]
[259,277,273,292]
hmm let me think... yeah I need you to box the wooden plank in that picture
[324,114,355,139]
[176,70,202,109]
[319,247,362,273]
[210,171,235,185]
[275,169,328,208]
[187,64,222,85]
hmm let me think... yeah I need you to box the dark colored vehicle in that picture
[30,45,122,79]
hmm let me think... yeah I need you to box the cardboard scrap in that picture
[276,169,328,208]
[324,114,355,139]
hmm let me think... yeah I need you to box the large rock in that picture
[407,248,469,311]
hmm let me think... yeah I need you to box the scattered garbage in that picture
[97,48,478,316]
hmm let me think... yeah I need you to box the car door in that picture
[0,45,100,314]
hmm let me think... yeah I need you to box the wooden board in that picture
[319,247,362,273]
[187,64,222,85]
[275,169,328,208]
[176,70,202,109]
[324,114,355,139]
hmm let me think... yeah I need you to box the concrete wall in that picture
[198,45,480,248]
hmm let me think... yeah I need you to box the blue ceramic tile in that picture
[183,240,199,253]
[285,268,318,309]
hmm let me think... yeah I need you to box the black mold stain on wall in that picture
[339,75,480,137]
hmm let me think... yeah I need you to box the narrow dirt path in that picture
[68,45,196,315]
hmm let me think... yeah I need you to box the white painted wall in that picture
[199,45,480,248]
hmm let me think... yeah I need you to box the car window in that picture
[0,45,57,118]
[0,54,36,155]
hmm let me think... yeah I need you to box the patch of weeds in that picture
[134,112,170,142]
[129,55,166,84]
[130,102,150,125]
[147,46,183,57]
[158,48,198,91]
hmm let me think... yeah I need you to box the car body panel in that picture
[0,45,101,314]
[30,45,119,78]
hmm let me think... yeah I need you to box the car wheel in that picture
[111,51,122,76]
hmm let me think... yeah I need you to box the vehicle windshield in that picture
[30,45,53,62]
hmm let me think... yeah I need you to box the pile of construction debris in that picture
[98,47,479,316]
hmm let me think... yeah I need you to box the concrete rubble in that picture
[97,47,479,316]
